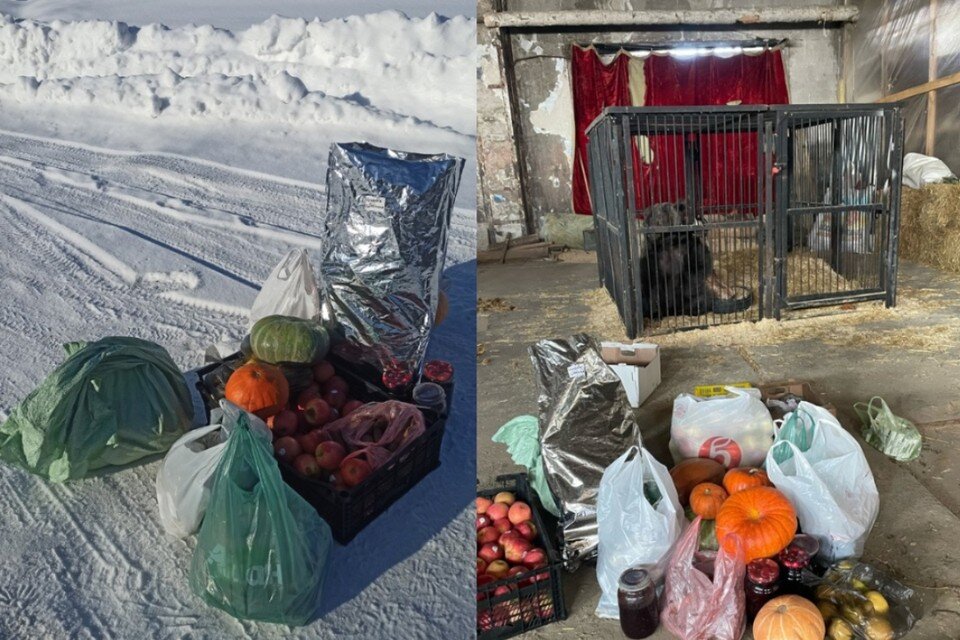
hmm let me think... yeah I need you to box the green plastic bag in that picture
[0,337,193,482]
[770,407,817,465]
[492,415,560,517]
[854,396,922,462]
[189,413,331,625]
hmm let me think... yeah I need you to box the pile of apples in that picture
[476,490,555,632]
[268,360,370,489]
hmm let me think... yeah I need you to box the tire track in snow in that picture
[0,194,139,285]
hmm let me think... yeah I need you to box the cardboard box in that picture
[757,380,837,420]
[600,342,661,408]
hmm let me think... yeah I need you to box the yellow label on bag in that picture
[693,382,753,397]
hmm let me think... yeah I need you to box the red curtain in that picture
[638,51,789,215]
[571,46,632,215]
[571,47,789,216]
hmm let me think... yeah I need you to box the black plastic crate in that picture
[477,474,567,639]
[327,346,455,404]
[187,352,448,544]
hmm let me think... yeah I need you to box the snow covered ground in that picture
[0,6,476,639]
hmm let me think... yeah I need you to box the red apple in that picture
[327,407,341,422]
[522,547,547,568]
[476,514,492,531]
[514,520,538,542]
[503,537,533,564]
[296,384,321,410]
[315,440,346,471]
[293,453,320,478]
[340,457,372,487]
[477,526,499,546]
[477,573,496,600]
[485,559,509,579]
[266,409,298,437]
[273,436,301,464]
[297,429,324,457]
[493,584,516,597]
[508,501,532,526]
[507,566,526,579]
[499,530,521,546]
[332,471,347,492]
[477,558,487,574]
[323,389,346,409]
[302,397,332,426]
[313,360,336,383]
[478,542,503,563]
[321,375,349,396]
[493,518,512,535]
[341,399,364,416]
[486,502,508,521]
[477,496,493,515]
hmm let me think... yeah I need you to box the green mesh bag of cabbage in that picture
[0,337,193,482]
[189,412,331,625]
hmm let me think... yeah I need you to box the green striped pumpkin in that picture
[249,315,330,365]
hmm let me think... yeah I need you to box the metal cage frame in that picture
[587,104,904,338]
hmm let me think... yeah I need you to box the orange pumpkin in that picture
[224,362,290,418]
[753,595,825,640]
[715,486,797,563]
[669,458,726,506]
[723,467,772,495]
[689,483,728,520]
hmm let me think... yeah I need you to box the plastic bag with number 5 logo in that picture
[669,387,775,467]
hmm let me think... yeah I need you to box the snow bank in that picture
[0,12,475,134]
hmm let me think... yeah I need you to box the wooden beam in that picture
[483,6,859,29]
[876,69,960,103]
[926,0,938,155]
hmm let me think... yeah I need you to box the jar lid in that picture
[412,382,445,404]
[618,568,652,593]
[747,558,780,585]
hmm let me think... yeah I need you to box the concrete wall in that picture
[477,0,847,246]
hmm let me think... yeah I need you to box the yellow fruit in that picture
[865,590,890,615]
[841,604,866,626]
[493,491,515,505]
[818,601,839,620]
[836,560,856,572]
[828,618,855,640]
[851,578,870,593]
[864,617,895,640]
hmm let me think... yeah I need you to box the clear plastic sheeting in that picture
[529,333,640,568]
[320,142,464,372]
[849,0,960,173]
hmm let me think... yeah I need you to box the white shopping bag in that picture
[765,401,879,561]
[156,401,270,538]
[249,249,321,329]
[596,446,684,619]
[669,387,774,468]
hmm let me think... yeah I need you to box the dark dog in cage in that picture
[639,202,714,319]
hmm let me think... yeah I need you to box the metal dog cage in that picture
[587,104,904,338]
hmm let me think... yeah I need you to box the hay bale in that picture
[900,184,960,273]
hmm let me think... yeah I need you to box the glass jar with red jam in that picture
[618,568,659,639]
[745,558,780,620]
[778,543,815,600]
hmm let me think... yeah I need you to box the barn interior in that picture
[476,1,960,638]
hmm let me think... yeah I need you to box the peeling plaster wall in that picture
[477,0,527,250]
[478,0,846,245]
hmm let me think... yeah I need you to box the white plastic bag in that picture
[249,249,321,329]
[765,401,879,562]
[669,388,774,468]
[596,446,684,619]
[903,152,957,189]
[156,401,271,538]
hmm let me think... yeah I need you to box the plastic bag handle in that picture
[276,249,304,282]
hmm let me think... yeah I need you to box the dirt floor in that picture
[478,250,960,639]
